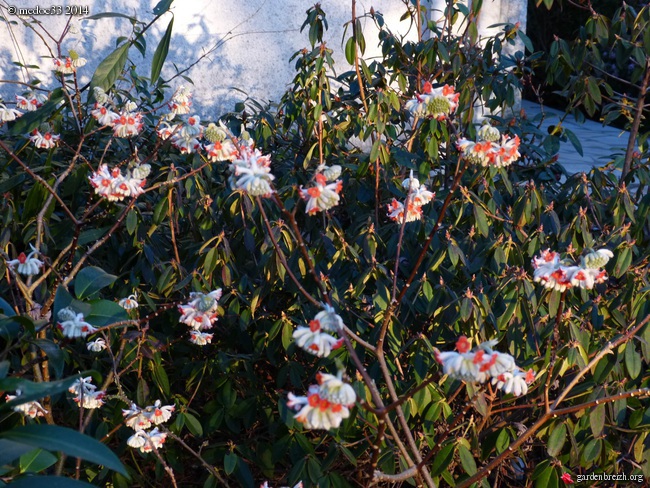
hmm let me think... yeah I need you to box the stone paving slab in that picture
[521,100,631,175]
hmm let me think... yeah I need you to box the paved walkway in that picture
[521,99,631,175]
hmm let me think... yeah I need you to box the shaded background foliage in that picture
[1,0,650,487]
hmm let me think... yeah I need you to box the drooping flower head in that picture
[5,390,48,418]
[69,377,105,409]
[300,172,343,214]
[57,307,97,338]
[229,147,275,197]
[7,244,43,276]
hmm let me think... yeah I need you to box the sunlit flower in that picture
[69,377,105,409]
[87,338,107,352]
[434,336,534,396]
[229,147,275,197]
[123,404,152,431]
[15,94,42,112]
[478,124,501,142]
[287,370,356,431]
[300,173,342,214]
[53,57,76,74]
[319,164,342,181]
[30,129,60,149]
[7,244,43,276]
[89,164,146,202]
[457,133,520,168]
[118,295,139,310]
[127,428,167,453]
[0,103,22,122]
[260,482,303,488]
[205,139,237,162]
[386,199,422,223]
[5,390,48,418]
[179,289,222,335]
[91,104,118,126]
[293,325,343,357]
[189,330,213,345]
[144,400,175,425]
[112,110,143,138]
[532,248,611,292]
[405,82,459,120]
[57,307,96,338]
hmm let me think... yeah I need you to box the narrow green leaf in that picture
[89,43,130,96]
[344,37,355,65]
[153,0,174,15]
[9,90,64,136]
[0,425,128,476]
[184,412,203,436]
[224,452,237,475]
[457,444,477,475]
[430,442,455,476]
[151,17,173,83]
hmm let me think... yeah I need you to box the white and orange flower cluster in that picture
[532,248,613,292]
[292,305,344,357]
[435,336,535,397]
[260,482,303,488]
[5,390,48,418]
[57,307,97,339]
[53,52,86,74]
[123,400,174,453]
[299,165,343,214]
[178,289,222,345]
[229,145,275,197]
[7,244,43,276]
[89,161,150,202]
[287,371,356,430]
[405,81,459,120]
[89,95,143,138]
[457,125,521,168]
[29,128,60,149]
[386,171,435,224]
[16,92,47,112]
[0,103,23,122]
[69,377,105,409]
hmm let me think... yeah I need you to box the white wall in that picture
[0,0,527,117]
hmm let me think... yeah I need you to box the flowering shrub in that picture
[1,1,649,487]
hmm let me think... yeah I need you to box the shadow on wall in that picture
[0,0,417,115]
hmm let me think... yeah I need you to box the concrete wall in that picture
[0,0,526,117]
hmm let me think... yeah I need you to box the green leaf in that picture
[547,423,566,457]
[224,452,237,475]
[0,439,33,465]
[564,128,583,156]
[457,444,477,475]
[6,476,97,487]
[345,37,355,65]
[89,43,130,96]
[474,205,489,237]
[126,209,138,235]
[153,0,174,15]
[430,442,454,476]
[85,12,137,21]
[586,77,602,105]
[75,267,117,299]
[0,297,16,316]
[582,438,602,464]
[32,339,64,378]
[19,448,58,473]
[0,425,128,476]
[625,343,642,379]
[590,404,606,437]
[152,362,170,396]
[184,412,203,436]
[0,375,81,412]
[151,17,173,83]
[86,300,129,327]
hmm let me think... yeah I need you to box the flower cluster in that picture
[287,371,356,430]
[89,94,143,138]
[0,103,22,122]
[260,482,303,488]
[405,81,459,120]
[5,390,48,418]
[158,115,204,154]
[123,400,174,453]
[229,145,275,197]
[299,165,343,214]
[16,92,47,111]
[168,85,192,116]
[204,122,238,162]
[57,307,97,338]
[532,248,613,292]
[386,171,435,224]
[292,305,344,357]
[69,377,105,409]
[88,160,150,202]
[456,125,521,168]
[7,244,43,276]
[53,52,86,74]
[435,336,535,396]
[178,289,222,345]
[30,128,60,149]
